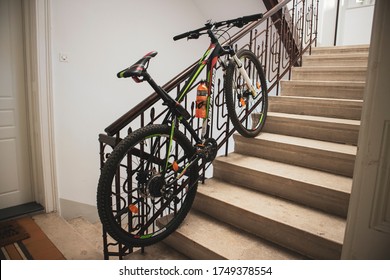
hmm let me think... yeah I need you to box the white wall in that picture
[317,0,375,46]
[191,0,264,21]
[50,0,263,216]
[317,0,338,46]
[337,0,375,45]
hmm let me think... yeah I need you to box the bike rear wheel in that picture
[225,49,268,137]
[97,124,198,247]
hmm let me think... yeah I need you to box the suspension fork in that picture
[232,54,257,97]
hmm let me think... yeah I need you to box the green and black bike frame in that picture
[134,30,228,184]
[166,29,258,143]
[142,32,225,138]
[141,28,256,183]
[168,29,234,142]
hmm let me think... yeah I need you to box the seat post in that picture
[143,72,175,105]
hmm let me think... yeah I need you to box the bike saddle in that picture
[117,51,158,82]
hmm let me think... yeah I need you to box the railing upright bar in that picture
[315,0,319,47]
[301,0,306,58]
[289,0,296,80]
[264,17,270,79]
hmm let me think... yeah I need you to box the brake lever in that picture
[188,33,200,40]
[234,19,245,28]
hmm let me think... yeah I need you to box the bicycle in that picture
[97,13,268,248]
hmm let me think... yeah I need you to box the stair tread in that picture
[246,132,357,156]
[280,80,366,99]
[268,112,360,126]
[282,80,366,86]
[293,66,367,71]
[199,178,346,244]
[304,53,369,58]
[303,54,369,63]
[269,95,363,104]
[269,95,363,120]
[215,153,352,194]
[311,45,369,54]
[175,210,305,259]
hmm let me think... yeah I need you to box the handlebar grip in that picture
[173,13,262,41]
[173,31,191,41]
[241,13,263,23]
[173,25,208,41]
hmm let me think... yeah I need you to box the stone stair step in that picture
[162,209,306,260]
[125,242,189,260]
[280,80,365,99]
[213,153,351,217]
[96,214,188,260]
[193,179,346,259]
[67,217,105,253]
[269,96,363,120]
[264,112,360,145]
[302,53,369,67]
[64,216,188,260]
[292,66,367,81]
[32,213,103,260]
[310,45,369,55]
[234,133,356,177]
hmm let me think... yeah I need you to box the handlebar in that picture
[173,13,263,41]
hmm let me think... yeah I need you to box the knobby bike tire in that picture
[97,124,198,248]
[225,49,268,138]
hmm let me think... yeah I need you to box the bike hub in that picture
[147,174,165,198]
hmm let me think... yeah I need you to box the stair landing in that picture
[32,213,187,260]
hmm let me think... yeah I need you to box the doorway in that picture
[0,0,55,219]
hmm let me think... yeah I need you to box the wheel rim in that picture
[105,131,195,242]
[231,54,266,133]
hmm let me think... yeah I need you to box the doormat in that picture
[0,220,30,247]
[0,217,65,260]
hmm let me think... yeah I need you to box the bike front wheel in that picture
[225,49,268,137]
[97,124,198,248]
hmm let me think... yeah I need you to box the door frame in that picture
[22,0,58,213]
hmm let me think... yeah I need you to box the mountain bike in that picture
[97,13,268,248]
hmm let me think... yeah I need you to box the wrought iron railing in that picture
[98,0,319,259]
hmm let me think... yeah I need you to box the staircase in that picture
[160,45,369,259]
[35,45,368,260]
